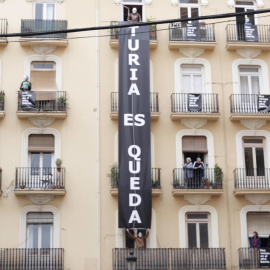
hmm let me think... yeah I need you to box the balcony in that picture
[234,168,270,195]
[14,167,66,195]
[0,19,8,45]
[0,248,64,270]
[109,21,158,49]
[171,93,220,120]
[239,248,260,269]
[113,248,226,270]
[168,23,217,50]
[226,24,270,51]
[20,19,68,47]
[230,94,270,121]
[17,91,67,119]
[110,167,162,196]
[172,168,223,196]
[111,92,160,120]
[0,91,5,118]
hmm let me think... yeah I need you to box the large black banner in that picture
[244,25,259,42]
[21,91,36,110]
[118,24,152,229]
[260,248,270,268]
[188,94,202,112]
[258,95,270,112]
[186,22,200,41]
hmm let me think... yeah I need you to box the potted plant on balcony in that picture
[57,96,67,111]
[56,158,62,172]
[107,163,118,188]
[213,164,223,189]
[111,27,119,39]
[0,91,4,111]
[147,17,156,39]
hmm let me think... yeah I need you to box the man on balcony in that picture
[127,8,142,22]
[126,229,150,248]
[20,75,32,91]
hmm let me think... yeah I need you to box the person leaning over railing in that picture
[250,231,261,248]
[183,157,193,188]
[193,157,205,188]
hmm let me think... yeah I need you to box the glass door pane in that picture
[256,148,265,176]
[199,223,209,248]
[188,223,197,248]
[27,224,39,248]
[43,153,52,175]
[41,224,52,248]
[31,153,40,176]
[245,147,254,176]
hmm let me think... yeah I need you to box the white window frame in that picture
[20,205,60,248]
[34,2,56,20]
[239,66,262,95]
[228,0,263,8]
[181,64,204,93]
[186,212,211,248]
[28,152,54,170]
[179,0,200,22]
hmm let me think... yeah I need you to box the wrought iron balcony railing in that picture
[113,248,226,270]
[111,92,159,113]
[0,248,64,270]
[0,168,2,191]
[21,19,67,38]
[15,167,66,190]
[173,168,223,189]
[226,24,270,43]
[110,21,157,40]
[0,91,4,111]
[110,167,161,189]
[239,248,260,269]
[234,168,270,189]
[169,23,215,42]
[0,19,7,35]
[171,93,219,113]
[17,91,67,112]
[230,94,270,114]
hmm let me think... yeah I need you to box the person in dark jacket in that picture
[193,157,204,188]
[20,75,32,91]
[250,231,261,248]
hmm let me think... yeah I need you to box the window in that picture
[186,213,210,248]
[239,66,261,95]
[181,65,204,93]
[179,0,199,26]
[122,0,143,21]
[27,212,53,248]
[35,3,55,20]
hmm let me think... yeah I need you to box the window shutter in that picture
[27,212,53,224]
[182,136,207,153]
[28,134,55,152]
[31,70,57,92]
[247,212,270,236]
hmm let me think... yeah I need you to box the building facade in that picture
[0,0,270,269]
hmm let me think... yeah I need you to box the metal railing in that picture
[0,19,7,35]
[230,94,270,114]
[171,93,219,113]
[169,23,215,42]
[110,167,161,189]
[226,24,270,43]
[17,91,67,112]
[239,248,260,269]
[111,92,159,113]
[234,168,270,189]
[173,168,223,189]
[113,248,226,270]
[0,168,2,191]
[15,167,66,190]
[0,248,64,270]
[21,19,67,38]
[110,21,157,40]
[0,91,4,111]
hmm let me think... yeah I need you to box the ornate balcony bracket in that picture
[236,49,261,59]
[27,194,55,208]
[245,194,270,205]
[29,117,56,130]
[180,48,205,58]
[181,119,207,130]
[184,194,211,205]
[240,119,266,130]
[31,45,57,60]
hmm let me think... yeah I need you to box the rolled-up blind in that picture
[28,134,54,152]
[182,136,207,153]
[27,212,53,223]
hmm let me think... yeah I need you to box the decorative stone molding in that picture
[257,0,264,8]
[0,0,5,3]
[240,119,266,130]
[171,0,178,6]
[27,194,54,206]
[180,48,205,58]
[181,119,207,129]
[227,0,235,8]
[29,117,56,129]
[114,0,121,5]
[245,195,270,205]
[236,49,261,59]
[228,0,264,8]
[31,45,57,60]
[184,195,211,205]
[27,0,64,2]
[145,0,152,5]
[201,0,208,7]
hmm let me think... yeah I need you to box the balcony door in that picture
[179,0,200,27]
[35,3,55,20]
[235,1,256,40]
[244,138,266,188]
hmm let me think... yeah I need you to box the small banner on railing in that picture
[260,248,270,268]
[186,22,200,41]
[118,23,152,229]
[21,91,36,110]
[258,95,270,112]
[244,25,258,42]
[188,94,202,112]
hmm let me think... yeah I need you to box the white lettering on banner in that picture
[129,54,140,66]
[128,210,142,223]
[128,39,139,51]
[128,145,141,160]
[130,26,139,36]
[129,194,142,206]
[130,69,138,81]
[124,114,145,126]
[128,83,140,95]
[129,161,141,174]
[130,177,140,190]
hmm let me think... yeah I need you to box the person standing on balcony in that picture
[127,8,142,22]
[20,75,32,91]
[193,157,204,188]
[126,229,150,248]
[183,157,194,188]
[250,231,261,248]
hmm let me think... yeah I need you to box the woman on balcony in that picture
[183,157,194,188]
[250,231,261,248]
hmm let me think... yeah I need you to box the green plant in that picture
[55,158,62,167]
[146,17,156,31]
[58,96,67,106]
[107,163,118,188]
[0,91,4,102]
[213,164,223,188]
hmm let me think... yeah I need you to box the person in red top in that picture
[126,229,150,248]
